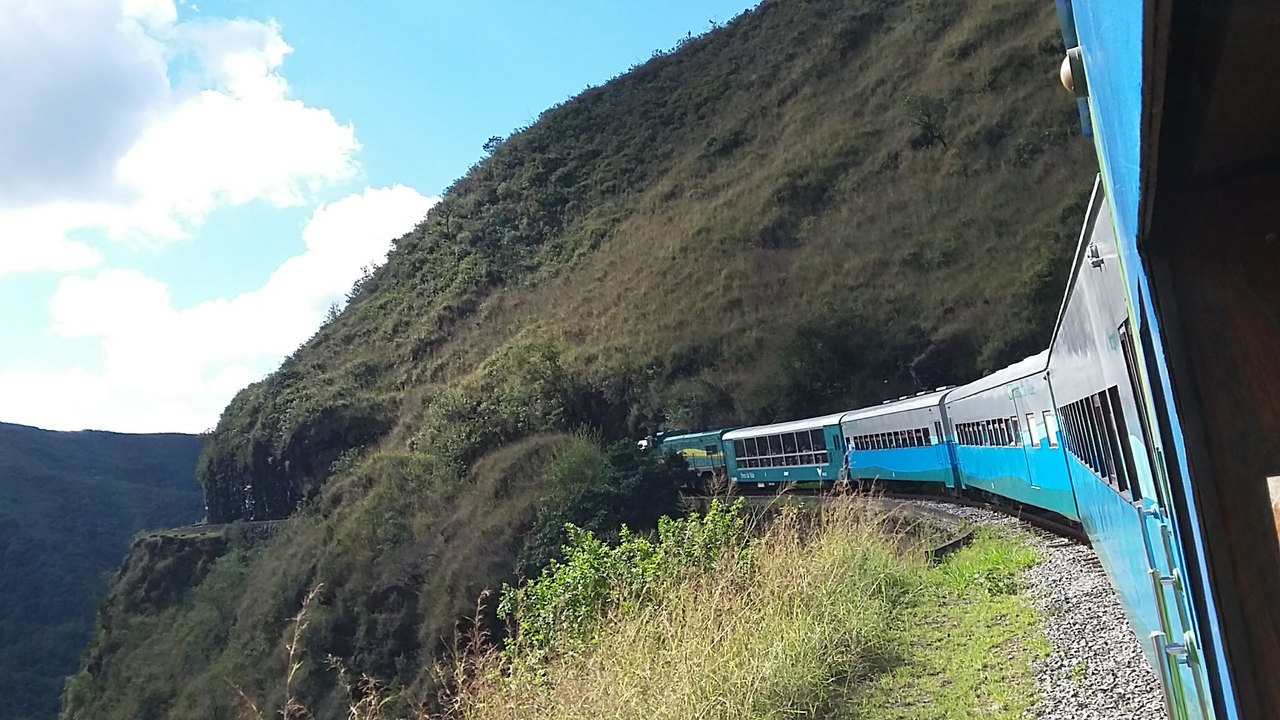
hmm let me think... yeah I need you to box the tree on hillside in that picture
[905,94,948,149]
[483,135,505,155]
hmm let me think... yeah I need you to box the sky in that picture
[0,0,758,434]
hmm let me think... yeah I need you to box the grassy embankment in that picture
[258,497,1047,719]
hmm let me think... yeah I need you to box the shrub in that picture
[500,498,748,667]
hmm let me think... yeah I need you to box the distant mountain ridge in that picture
[0,421,203,720]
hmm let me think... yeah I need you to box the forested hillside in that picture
[62,1,1096,717]
[0,422,201,720]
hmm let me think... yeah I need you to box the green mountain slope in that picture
[63,1,1096,717]
[0,422,202,720]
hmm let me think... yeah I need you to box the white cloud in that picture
[0,0,358,276]
[0,186,438,433]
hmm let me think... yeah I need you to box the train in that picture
[647,1,1280,718]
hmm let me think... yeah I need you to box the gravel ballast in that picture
[913,501,1169,720]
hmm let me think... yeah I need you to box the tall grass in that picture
[247,496,1045,720]
[440,496,928,720]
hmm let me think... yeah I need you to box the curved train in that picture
[649,2,1280,718]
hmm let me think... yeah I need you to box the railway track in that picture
[684,483,1089,546]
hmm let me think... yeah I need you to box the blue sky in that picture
[0,0,757,433]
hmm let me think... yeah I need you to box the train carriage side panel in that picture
[1045,181,1204,708]
[944,350,1081,521]
[840,391,955,488]
[723,413,846,486]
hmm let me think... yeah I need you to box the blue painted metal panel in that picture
[1067,452,1165,668]
[847,446,953,486]
[955,438,1080,521]
[1071,2,1143,279]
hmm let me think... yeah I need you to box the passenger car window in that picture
[1043,411,1060,448]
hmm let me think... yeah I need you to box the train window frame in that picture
[1042,411,1059,448]
[705,444,719,456]
[1026,413,1040,446]
[1072,402,1090,466]
[1060,404,1077,459]
[1080,396,1110,481]
[810,429,826,450]
[780,433,796,454]
[797,432,813,452]
[1098,389,1135,497]
[1117,319,1165,507]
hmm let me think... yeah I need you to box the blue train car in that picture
[723,413,846,487]
[1046,177,1215,719]
[944,351,1080,521]
[840,391,955,488]
[1058,0,1280,716]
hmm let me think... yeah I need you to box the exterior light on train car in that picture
[1087,242,1104,268]
[1060,46,1088,98]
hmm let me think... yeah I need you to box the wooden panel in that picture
[1159,170,1280,718]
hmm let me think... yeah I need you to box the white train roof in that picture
[659,430,727,443]
[944,349,1050,402]
[723,411,849,440]
[839,389,950,423]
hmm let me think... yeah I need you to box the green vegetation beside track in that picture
[258,499,1048,719]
